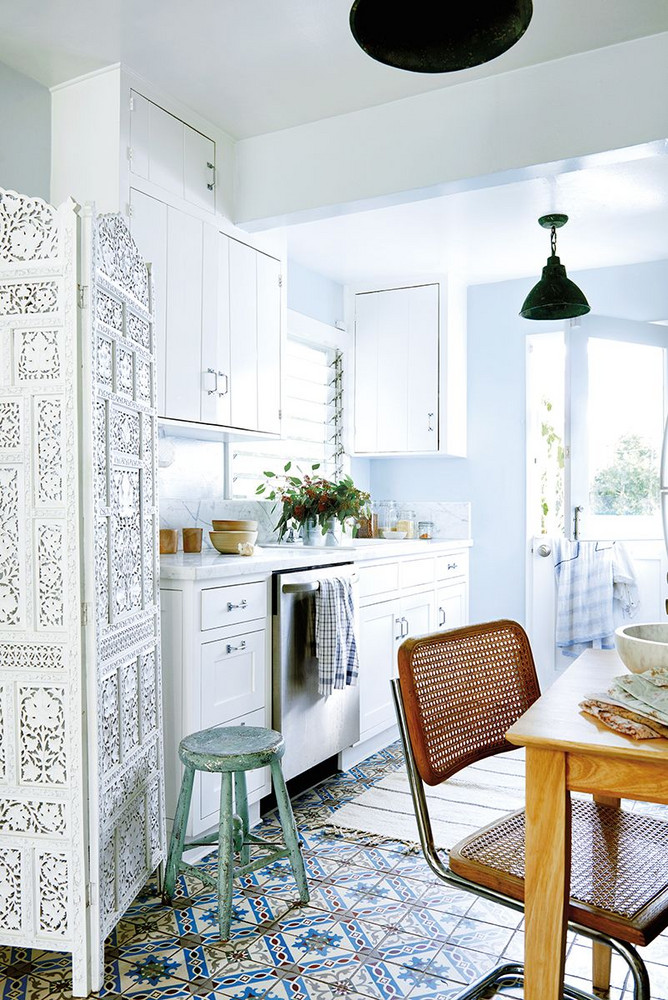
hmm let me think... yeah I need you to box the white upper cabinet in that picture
[353,279,466,456]
[130,91,215,213]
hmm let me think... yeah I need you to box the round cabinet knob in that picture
[536,543,552,557]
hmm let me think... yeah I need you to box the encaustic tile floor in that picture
[4,742,668,1000]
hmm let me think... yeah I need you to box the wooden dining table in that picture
[505,647,668,1000]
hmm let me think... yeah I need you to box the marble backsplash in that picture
[158,434,471,550]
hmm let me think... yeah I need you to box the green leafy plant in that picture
[256,462,371,541]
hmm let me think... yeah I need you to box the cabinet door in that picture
[184,125,215,213]
[200,227,230,426]
[256,250,281,434]
[200,627,266,726]
[130,188,167,414]
[129,91,150,180]
[198,706,269,834]
[406,284,439,451]
[377,287,410,452]
[149,102,184,198]
[436,581,468,631]
[358,599,402,740]
[354,292,380,452]
[401,590,435,651]
[229,238,258,430]
[164,207,203,421]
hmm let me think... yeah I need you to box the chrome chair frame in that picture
[390,678,650,1000]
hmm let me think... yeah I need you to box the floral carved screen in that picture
[87,212,165,950]
[0,190,88,983]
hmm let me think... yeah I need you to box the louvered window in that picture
[230,339,343,498]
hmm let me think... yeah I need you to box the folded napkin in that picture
[579,666,668,739]
[579,698,662,739]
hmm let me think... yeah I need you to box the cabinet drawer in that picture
[359,562,400,600]
[201,581,267,631]
[198,706,270,828]
[436,552,468,581]
[201,627,266,727]
[400,557,435,591]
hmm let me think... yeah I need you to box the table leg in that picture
[524,747,571,1000]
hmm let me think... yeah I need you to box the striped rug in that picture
[330,750,526,850]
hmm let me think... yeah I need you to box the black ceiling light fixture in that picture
[349,0,533,74]
[520,214,591,321]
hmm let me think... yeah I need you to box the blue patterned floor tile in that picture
[285,918,386,963]
[464,898,523,929]
[339,893,408,926]
[415,886,473,917]
[302,835,362,862]
[444,919,514,958]
[324,869,383,895]
[350,848,404,873]
[347,957,418,1000]
[406,972,465,1000]
[272,907,343,936]
[290,951,362,986]
[413,944,496,986]
[208,961,285,994]
[370,931,442,970]
[246,930,309,969]
[367,875,427,905]
[501,931,524,963]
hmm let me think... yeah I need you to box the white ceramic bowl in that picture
[614,622,668,674]
[380,528,407,539]
[209,529,258,554]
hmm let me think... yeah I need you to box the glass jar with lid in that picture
[374,501,396,536]
[395,507,416,539]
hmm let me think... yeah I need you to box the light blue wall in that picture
[0,61,50,201]
[369,258,668,625]
[287,259,345,328]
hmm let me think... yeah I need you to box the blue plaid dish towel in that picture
[315,577,359,696]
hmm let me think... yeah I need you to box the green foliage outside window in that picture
[590,434,659,516]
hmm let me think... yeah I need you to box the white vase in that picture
[303,517,341,546]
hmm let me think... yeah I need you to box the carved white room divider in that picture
[0,190,165,996]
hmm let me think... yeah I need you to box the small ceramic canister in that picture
[159,529,178,554]
[182,527,203,553]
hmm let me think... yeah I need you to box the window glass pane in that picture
[587,339,663,523]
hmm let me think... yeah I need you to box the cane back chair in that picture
[392,619,668,1000]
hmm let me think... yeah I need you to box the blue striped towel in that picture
[554,538,616,658]
[315,577,359,696]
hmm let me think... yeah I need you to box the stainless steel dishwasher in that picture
[273,562,360,781]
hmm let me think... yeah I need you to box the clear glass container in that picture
[395,507,416,539]
[374,501,396,536]
[418,520,434,539]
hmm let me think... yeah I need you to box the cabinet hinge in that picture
[81,602,91,626]
[127,146,134,162]
[129,94,135,112]
[278,408,282,420]
[127,202,134,219]
[86,881,96,907]
[77,285,88,310]
[278,274,283,288]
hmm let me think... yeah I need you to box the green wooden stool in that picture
[163,725,309,939]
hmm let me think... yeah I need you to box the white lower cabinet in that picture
[357,551,468,744]
[161,578,271,839]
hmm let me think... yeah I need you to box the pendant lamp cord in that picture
[551,225,557,255]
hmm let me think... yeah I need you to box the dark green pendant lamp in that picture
[349,0,533,73]
[520,214,591,321]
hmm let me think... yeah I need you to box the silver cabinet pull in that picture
[205,367,217,395]
[574,505,584,541]
[438,607,446,628]
[226,640,246,653]
[401,616,409,638]
[207,161,215,191]
[227,599,248,611]
[427,412,435,432]
[395,617,403,641]
[447,562,458,571]
[218,372,229,397]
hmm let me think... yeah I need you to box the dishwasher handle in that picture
[282,574,358,594]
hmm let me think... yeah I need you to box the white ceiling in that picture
[2,1,668,287]
[278,148,668,287]
[1,0,668,139]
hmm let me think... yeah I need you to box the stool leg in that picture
[217,771,235,939]
[164,765,195,902]
[270,759,309,903]
[234,771,251,866]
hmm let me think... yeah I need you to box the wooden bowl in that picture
[211,519,258,532]
[209,530,258,554]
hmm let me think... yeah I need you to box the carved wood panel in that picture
[87,212,165,952]
[0,190,88,982]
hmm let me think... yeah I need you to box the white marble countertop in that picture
[159,538,472,581]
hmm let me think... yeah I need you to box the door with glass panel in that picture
[527,315,668,686]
